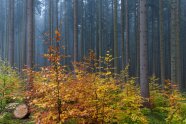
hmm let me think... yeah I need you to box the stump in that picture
[13,104,29,119]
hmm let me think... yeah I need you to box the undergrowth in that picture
[0,31,186,124]
[24,30,186,124]
[0,59,23,112]
[0,59,26,123]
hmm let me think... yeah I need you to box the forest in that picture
[0,0,186,123]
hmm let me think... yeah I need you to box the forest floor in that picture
[1,52,186,123]
[0,112,32,124]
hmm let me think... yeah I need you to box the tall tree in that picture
[26,0,34,68]
[48,0,54,45]
[54,0,59,30]
[170,0,180,84]
[136,0,140,84]
[114,0,118,73]
[125,0,129,65]
[80,0,84,60]
[159,0,165,85]
[98,0,102,61]
[176,0,181,87]
[8,0,14,66]
[21,0,27,69]
[73,0,78,62]
[139,0,149,100]
[121,0,125,69]
[0,1,3,58]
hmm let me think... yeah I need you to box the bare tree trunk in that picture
[136,0,140,84]
[73,0,78,62]
[8,0,14,66]
[79,0,84,60]
[26,0,34,68]
[114,0,118,73]
[159,0,165,86]
[176,0,181,87]
[126,0,129,65]
[170,0,177,84]
[98,0,102,61]
[139,0,149,100]
[0,1,2,58]
[121,0,125,69]
[49,0,53,45]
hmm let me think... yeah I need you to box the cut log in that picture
[13,104,29,119]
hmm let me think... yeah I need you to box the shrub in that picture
[147,77,186,124]
[0,59,23,112]
[27,44,147,123]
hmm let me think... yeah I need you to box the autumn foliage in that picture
[22,31,186,124]
[0,30,186,124]
[23,31,147,124]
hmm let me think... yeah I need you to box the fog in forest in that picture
[1,0,186,123]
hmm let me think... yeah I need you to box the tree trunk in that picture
[26,0,34,91]
[139,0,149,100]
[159,0,165,86]
[73,0,78,62]
[136,0,140,84]
[49,0,53,45]
[98,0,102,61]
[170,0,177,84]
[80,0,84,60]
[126,0,129,65]
[114,0,118,73]
[26,0,34,68]
[8,0,14,66]
[176,0,181,87]
[121,0,125,69]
